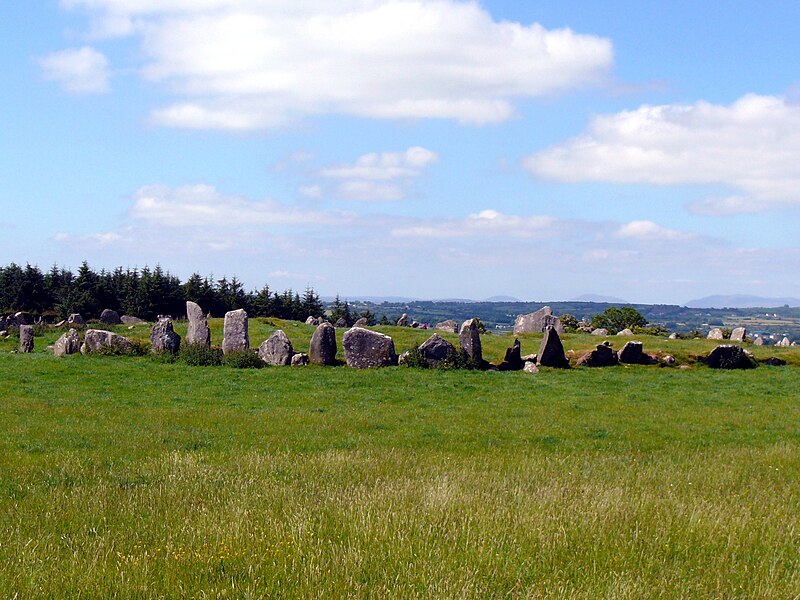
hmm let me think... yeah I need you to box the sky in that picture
[2,0,800,304]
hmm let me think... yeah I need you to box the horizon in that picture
[2,1,799,304]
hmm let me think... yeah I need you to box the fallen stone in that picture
[513,306,564,335]
[761,357,787,366]
[221,309,249,355]
[575,342,618,367]
[591,328,608,336]
[537,326,570,369]
[618,341,657,365]
[19,325,34,353]
[705,344,758,369]
[662,355,676,365]
[259,330,294,366]
[150,318,181,354]
[185,301,211,347]
[309,322,337,365]
[121,315,146,325]
[291,353,309,366]
[435,319,459,334]
[523,362,539,374]
[459,318,483,365]
[81,329,134,355]
[353,317,369,327]
[418,334,456,366]
[617,328,634,336]
[343,327,397,368]
[668,333,678,340]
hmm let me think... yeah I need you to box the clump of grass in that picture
[179,343,223,367]
[223,349,265,369]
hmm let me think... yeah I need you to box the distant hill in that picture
[686,295,800,309]
[570,294,629,304]
[483,295,521,302]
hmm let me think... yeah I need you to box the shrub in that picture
[223,350,265,369]
[400,347,428,369]
[180,343,223,367]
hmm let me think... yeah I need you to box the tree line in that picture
[0,262,324,322]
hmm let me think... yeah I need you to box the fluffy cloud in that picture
[59,0,612,128]
[392,209,555,238]
[38,46,110,94]
[524,94,800,214]
[615,220,692,241]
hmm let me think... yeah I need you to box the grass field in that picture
[1,321,799,597]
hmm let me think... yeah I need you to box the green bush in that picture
[400,347,428,369]
[180,344,223,367]
[223,350,265,369]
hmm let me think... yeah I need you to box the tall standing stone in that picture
[537,326,570,368]
[186,301,211,347]
[730,327,747,342]
[222,309,249,355]
[309,322,337,365]
[513,306,564,335]
[150,318,181,354]
[342,327,397,368]
[259,330,294,366]
[54,328,81,357]
[19,325,34,353]
[459,318,482,365]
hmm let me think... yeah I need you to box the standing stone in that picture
[53,328,81,357]
[309,322,337,366]
[705,345,758,369]
[342,327,397,368]
[185,301,211,347]
[259,330,294,366]
[575,342,618,367]
[730,327,747,342]
[418,334,456,366]
[754,336,767,346]
[150,318,181,354]
[80,329,134,354]
[498,338,524,371]
[617,341,656,365]
[353,317,369,327]
[591,328,609,336]
[537,326,570,369]
[459,318,482,365]
[778,337,792,347]
[100,309,122,325]
[513,306,564,335]
[435,319,459,334]
[707,328,725,340]
[221,309,249,355]
[305,316,317,325]
[67,313,85,326]
[396,314,409,327]
[617,328,634,336]
[334,317,348,328]
[19,325,34,353]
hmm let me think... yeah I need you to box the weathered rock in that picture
[435,319,459,334]
[705,344,758,369]
[591,328,609,336]
[67,313,85,326]
[459,318,482,365]
[537,326,570,368]
[522,353,537,362]
[19,325,34,353]
[777,337,792,347]
[309,322,337,365]
[730,327,747,342]
[707,328,725,340]
[662,354,676,365]
[668,333,678,340]
[418,334,456,366]
[185,301,211,348]
[411,321,422,329]
[575,342,618,367]
[100,309,122,325]
[53,328,81,357]
[221,309,249,355]
[523,362,539,374]
[753,336,768,346]
[396,314,409,327]
[121,315,146,325]
[305,316,317,325]
[259,330,294,366]
[498,338,524,371]
[334,317,348,328]
[353,317,369,327]
[617,328,634,336]
[761,357,787,366]
[618,341,656,365]
[150,318,181,354]
[291,353,309,366]
[80,329,135,355]
[343,327,397,368]
[513,306,564,335]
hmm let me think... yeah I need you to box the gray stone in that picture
[221,309,249,355]
[513,306,564,335]
[418,334,456,366]
[591,328,609,336]
[186,301,211,347]
[396,313,409,327]
[662,355,676,365]
[707,328,725,340]
[53,328,81,357]
[434,319,459,334]
[291,353,309,366]
[343,327,397,368]
[575,342,618,367]
[730,327,747,342]
[754,336,768,346]
[305,316,317,325]
[777,337,792,347]
[354,317,369,327]
[459,318,483,365]
[80,329,135,355]
[523,362,539,374]
[309,322,337,366]
[150,318,181,354]
[618,341,642,364]
[705,345,758,369]
[19,325,34,353]
[259,330,294,366]
[617,328,634,336]
[121,315,146,325]
[498,338,524,371]
[334,317,348,328]
[100,309,122,325]
[668,333,678,340]
[67,313,85,326]
[537,326,570,369]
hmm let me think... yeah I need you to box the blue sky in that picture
[2,1,799,304]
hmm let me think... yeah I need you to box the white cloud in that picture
[615,220,692,241]
[60,0,612,128]
[392,209,556,238]
[38,46,111,94]
[524,94,800,214]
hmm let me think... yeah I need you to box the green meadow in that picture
[1,320,799,598]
